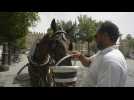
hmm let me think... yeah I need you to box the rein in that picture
[29,54,51,67]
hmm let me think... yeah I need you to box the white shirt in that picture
[87,45,128,87]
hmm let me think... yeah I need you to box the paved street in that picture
[0,54,29,87]
[0,54,134,87]
[125,59,134,87]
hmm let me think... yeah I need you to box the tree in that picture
[0,12,39,49]
[0,12,39,64]
[123,34,134,57]
[77,15,101,55]
[57,19,78,42]
[127,34,134,51]
[126,34,132,40]
[128,39,134,49]
[0,12,39,43]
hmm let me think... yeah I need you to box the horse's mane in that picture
[31,34,51,64]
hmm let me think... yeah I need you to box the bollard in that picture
[0,42,9,72]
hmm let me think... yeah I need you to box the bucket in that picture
[50,55,80,87]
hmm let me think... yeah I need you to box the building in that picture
[25,32,45,49]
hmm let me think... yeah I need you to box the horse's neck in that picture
[32,43,48,64]
[33,53,46,64]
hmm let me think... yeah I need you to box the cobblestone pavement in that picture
[0,54,134,87]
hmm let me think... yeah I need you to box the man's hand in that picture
[71,51,82,60]
[71,51,91,67]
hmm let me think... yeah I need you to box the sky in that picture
[30,12,134,38]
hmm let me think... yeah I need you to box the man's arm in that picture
[79,54,91,67]
[71,51,94,67]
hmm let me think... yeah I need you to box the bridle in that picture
[29,54,51,67]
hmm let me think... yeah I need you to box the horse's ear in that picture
[51,19,57,33]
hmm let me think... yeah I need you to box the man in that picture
[72,21,128,87]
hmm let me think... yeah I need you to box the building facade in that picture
[26,32,45,49]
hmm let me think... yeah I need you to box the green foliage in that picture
[77,15,103,54]
[126,34,132,40]
[77,15,100,42]
[16,37,26,49]
[0,12,39,48]
[0,12,39,40]
[57,19,78,41]
[120,34,134,57]
[128,39,134,49]
[126,34,134,49]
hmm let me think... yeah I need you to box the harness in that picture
[28,54,51,67]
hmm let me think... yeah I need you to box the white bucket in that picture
[51,66,79,84]
[50,55,80,85]
[51,66,79,73]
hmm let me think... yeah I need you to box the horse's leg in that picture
[28,65,51,87]
[28,65,40,87]
[39,67,50,87]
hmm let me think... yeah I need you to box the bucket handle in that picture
[55,54,74,66]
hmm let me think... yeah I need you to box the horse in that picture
[27,19,73,87]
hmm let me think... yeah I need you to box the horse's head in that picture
[28,19,73,87]
[32,19,73,66]
[48,19,73,65]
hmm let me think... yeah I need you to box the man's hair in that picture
[96,21,120,43]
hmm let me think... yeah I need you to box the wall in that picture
[25,32,45,49]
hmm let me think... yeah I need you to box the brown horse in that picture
[28,19,73,87]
